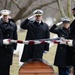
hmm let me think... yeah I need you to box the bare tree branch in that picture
[12,0,21,10]
[57,0,66,17]
[13,0,38,21]
[0,0,4,8]
[4,0,8,9]
[67,0,72,18]
[7,0,12,10]
[47,6,59,11]
[21,1,57,19]
[20,0,36,13]
[13,0,57,21]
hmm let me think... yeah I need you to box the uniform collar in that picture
[63,27,69,30]
[63,27,70,32]
[34,20,43,25]
[36,20,41,24]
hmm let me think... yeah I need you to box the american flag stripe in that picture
[10,38,63,45]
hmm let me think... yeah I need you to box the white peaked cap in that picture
[0,9,11,15]
[33,9,43,15]
[61,17,70,22]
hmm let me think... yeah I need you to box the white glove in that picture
[56,22,63,26]
[43,51,48,54]
[60,41,67,44]
[67,40,73,46]
[59,37,68,44]
[28,15,35,20]
[3,39,11,45]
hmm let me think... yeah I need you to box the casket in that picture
[19,59,54,75]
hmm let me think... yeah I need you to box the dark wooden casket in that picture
[19,59,54,75]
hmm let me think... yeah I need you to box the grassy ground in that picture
[10,31,58,75]
[10,55,19,75]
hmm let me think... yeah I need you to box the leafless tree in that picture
[0,0,58,22]
[57,0,73,19]
[0,0,74,22]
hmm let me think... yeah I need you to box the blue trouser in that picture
[58,67,70,75]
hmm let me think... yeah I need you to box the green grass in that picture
[43,44,58,72]
[10,55,19,75]
[10,31,58,75]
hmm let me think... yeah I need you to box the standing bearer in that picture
[20,9,50,62]
[64,6,75,75]
[50,17,70,75]
[0,9,17,75]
